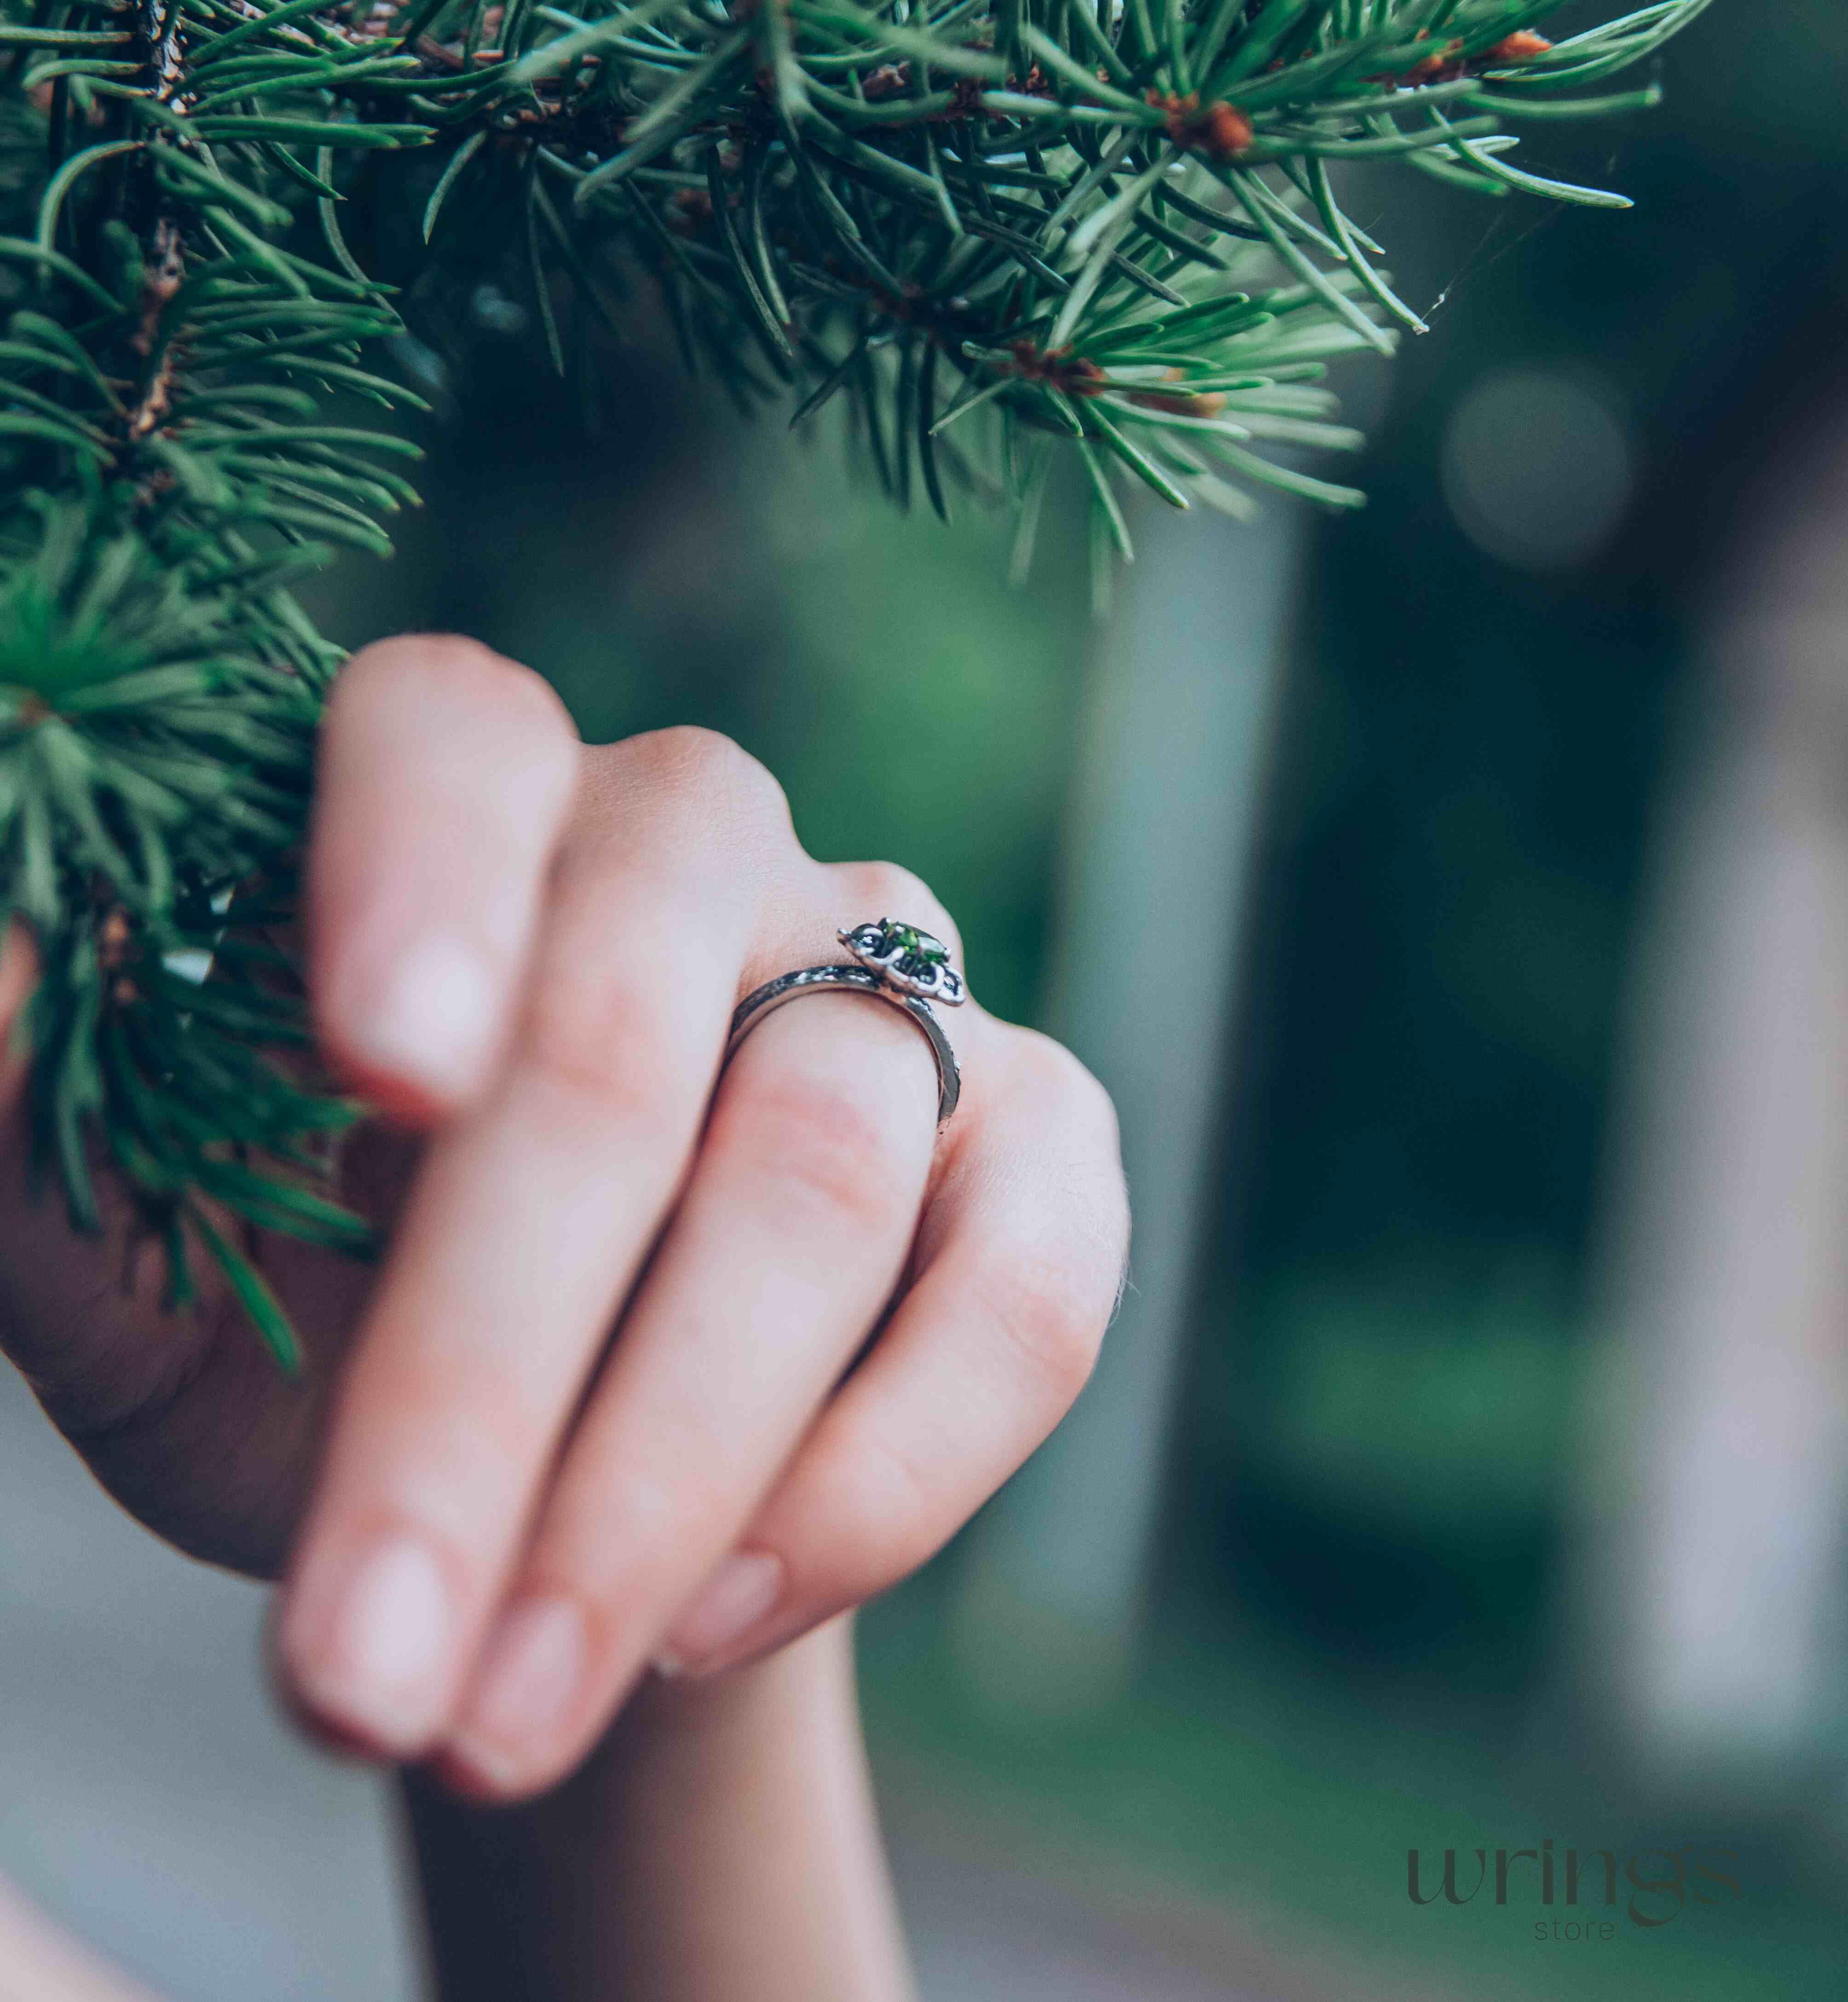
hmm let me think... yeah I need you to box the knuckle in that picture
[1005,1033,1132,1290]
[452,642,572,733]
[1010,1026,1122,1154]
[976,1249,1110,1410]
[843,1436,941,1570]
[726,1068,917,1235]
[339,634,572,739]
[327,639,579,824]
[23,1290,222,1450]
[635,726,792,834]
[519,964,690,1133]
[788,1444,939,1597]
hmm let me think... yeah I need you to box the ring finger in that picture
[436,872,956,1796]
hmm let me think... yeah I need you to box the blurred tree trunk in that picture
[1578,410,1848,1792]
[952,502,1306,1709]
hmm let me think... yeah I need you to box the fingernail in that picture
[346,933,499,1101]
[449,1595,588,1784]
[291,1535,455,1752]
[654,1551,784,1678]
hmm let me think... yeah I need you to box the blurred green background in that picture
[296,5,1848,1993]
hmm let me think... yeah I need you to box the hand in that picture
[0,636,1128,1802]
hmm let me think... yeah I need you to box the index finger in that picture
[309,635,581,1124]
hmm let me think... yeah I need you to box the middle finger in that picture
[275,740,773,1757]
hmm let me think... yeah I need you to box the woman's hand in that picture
[0,634,1128,1804]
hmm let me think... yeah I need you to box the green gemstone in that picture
[884,922,944,964]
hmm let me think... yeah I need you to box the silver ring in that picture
[725,920,966,1124]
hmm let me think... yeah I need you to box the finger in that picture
[0,920,335,1574]
[310,634,579,1123]
[274,729,784,1758]
[0,919,199,1429]
[436,895,947,1797]
[0,920,33,1110]
[654,1024,1127,1678]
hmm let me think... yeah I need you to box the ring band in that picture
[725,920,966,1125]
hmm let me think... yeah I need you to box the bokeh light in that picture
[1441,367,1635,572]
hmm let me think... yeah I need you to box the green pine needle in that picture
[0,0,1713,1360]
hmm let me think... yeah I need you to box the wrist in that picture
[403,1618,915,2002]
[591,1609,859,1788]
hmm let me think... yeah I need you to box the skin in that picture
[0,634,1129,1991]
[0,1879,160,2002]
[0,1622,915,2002]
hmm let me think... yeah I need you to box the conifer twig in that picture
[0,0,1715,1360]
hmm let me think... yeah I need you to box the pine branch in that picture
[0,0,1715,1361]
